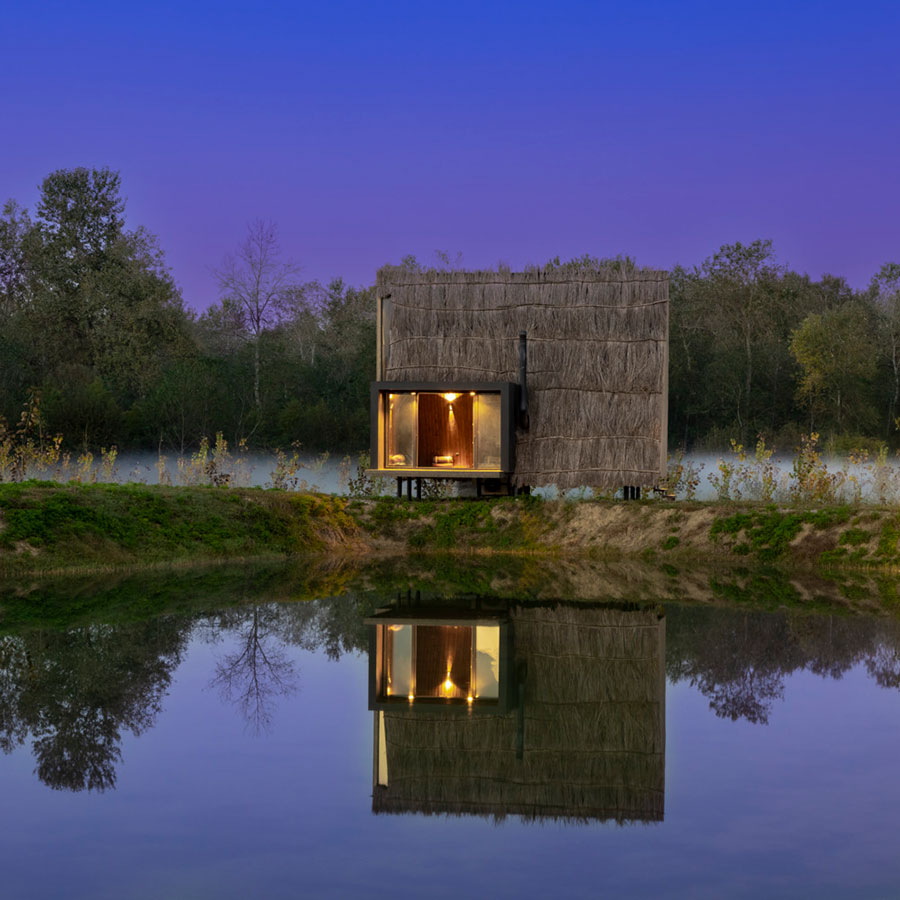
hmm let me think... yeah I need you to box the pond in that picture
[2,583,900,899]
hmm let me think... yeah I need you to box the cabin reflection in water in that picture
[366,600,666,824]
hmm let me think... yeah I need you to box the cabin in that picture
[369,265,669,495]
[367,598,666,824]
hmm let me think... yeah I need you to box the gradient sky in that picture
[4,0,899,310]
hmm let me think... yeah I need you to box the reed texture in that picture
[374,603,666,824]
[378,267,669,489]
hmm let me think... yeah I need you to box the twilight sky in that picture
[4,0,899,310]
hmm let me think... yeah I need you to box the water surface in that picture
[2,594,899,899]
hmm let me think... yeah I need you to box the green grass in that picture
[840,528,870,546]
[0,481,356,572]
[6,483,900,582]
[710,507,852,562]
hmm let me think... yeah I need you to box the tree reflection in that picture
[0,619,187,791]
[204,597,370,732]
[209,606,297,734]
[6,590,899,794]
[0,596,373,791]
[866,644,900,689]
[697,667,784,725]
[666,605,900,725]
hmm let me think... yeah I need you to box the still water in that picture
[2,593,900,899]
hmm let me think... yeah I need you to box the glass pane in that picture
[386,393,416,467]
[474,393,502,469]
[384,624,412,697]
[474,626,500,699]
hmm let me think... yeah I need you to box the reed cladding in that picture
[374,603,666,824]
[378,266,669,490]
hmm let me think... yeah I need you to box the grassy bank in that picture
[0,481,360,574]
[4,552,900,637]
[4,481,900,578]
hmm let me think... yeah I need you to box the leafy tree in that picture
[870,263,900,429]
[13,168,193,437]
[0,619,188,792]
[41,363,122,448]
[790,302,878,433]
[668,242,864,448]
[687,240,783,442]
[125,356,243,451]
[0,201,32,320]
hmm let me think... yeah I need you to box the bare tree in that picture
[213,220,301,411]
[210,606,297,734]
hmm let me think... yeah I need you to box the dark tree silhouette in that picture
[0,619,188,791]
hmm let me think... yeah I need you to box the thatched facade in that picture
[372,603,666,824]
[376,266,669,489]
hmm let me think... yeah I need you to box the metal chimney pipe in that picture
[518,331,530,430]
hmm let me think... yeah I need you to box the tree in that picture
[21,168,191,417]
[694,240,783,442]
[790,303,877,433]
[668,242,854,448]
[870,263,900,429]
[213,220,302,413]
[0,201,32,320]
[668,242,787,446]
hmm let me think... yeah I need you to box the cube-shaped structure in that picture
[370,265,669,490]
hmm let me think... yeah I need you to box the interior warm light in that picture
[442,676,454,694]
[466,695,473,703]
[386,686,392,696]
[442,392,459,402]
[407,693,414,702]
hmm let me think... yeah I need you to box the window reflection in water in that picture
[369,603,667,824]
[382,623,499,703]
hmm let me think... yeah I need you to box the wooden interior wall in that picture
[416,393,474,468]
[416,626,472,698]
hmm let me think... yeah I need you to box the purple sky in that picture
[4,0,899,310]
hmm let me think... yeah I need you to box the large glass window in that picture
[384,390,502,470]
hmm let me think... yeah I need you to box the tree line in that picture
[0,167,374,452]
[1,166,898,454]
